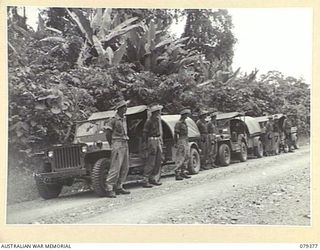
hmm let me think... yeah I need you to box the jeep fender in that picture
[188,142,200,153]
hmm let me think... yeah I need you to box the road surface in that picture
[7,146,310,225]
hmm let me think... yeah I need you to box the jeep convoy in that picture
[34,105,201,199]
[34,107,297,199]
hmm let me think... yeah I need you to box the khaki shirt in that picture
[207,121,218,134]
[104,113,129,141]
[196,119,208,134]
[143,117,161,138]
[174,120,188,139]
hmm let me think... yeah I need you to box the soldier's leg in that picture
[174,142,185,180]
[180,141,191,178]
[105,142,122,192]
[288,133,294,152]
[150,140,162,184]
[143,139,156,184]
[116,143,130,191]
[211,139,218,167]
[199,135,207,169]
[204,136,213,168]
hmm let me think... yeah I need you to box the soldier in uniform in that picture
[141,104,164,188]
[265,116,274,156]
[104,100,131,198]
[174,108,192,180]
[207,113,218,168]
[196,110,212,170]
[283,115,294,152]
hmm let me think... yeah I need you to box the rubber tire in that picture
[218,144,231,166]
[254,140,263,158]
[91,158,110,197]
[188,147,201,174]
[238,141,248,162]
[35,164,63,200]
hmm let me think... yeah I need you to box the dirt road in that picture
[6,146,310,225]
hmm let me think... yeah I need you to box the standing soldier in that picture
[142,104,164,188]
[273,114,280,154]
[196,110,211,170]
[104,100,131,198]
[207,113,218,168]
[265,116,274,156]
[283,115,294,152]
[174,108,192,180]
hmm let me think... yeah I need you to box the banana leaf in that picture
[112,41,127,65]
[103,23,141,43]
[98,8,112,38]
[45,27,63,34]
[93,35,105,57]
[91,8,103,32]
[40,37,67,43]
[105,47,114,64]
[67,8,93,45]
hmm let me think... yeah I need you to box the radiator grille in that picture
[53,146,82,169]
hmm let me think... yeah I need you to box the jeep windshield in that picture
[75,120,103,137]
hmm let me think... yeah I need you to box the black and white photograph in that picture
[6,6,312,226]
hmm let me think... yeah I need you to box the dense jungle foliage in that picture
[7,7,310,167]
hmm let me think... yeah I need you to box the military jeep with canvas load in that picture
[215,112,264,166]
[34,105,201,199]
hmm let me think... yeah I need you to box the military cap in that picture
[268,115,273,119]
[150,104,163,113]
[274,114,278,119]
[180,108,191,115]
[115,100,128,110]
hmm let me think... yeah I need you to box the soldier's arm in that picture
[174,123,180,145]
[142,120,150,145]
[104,119,114,146]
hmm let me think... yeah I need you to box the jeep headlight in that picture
[81,145,88,153]
[48,151,54,158]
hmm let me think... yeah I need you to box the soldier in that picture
[207,113,218,168]
[283,115,294,152]
[104,100,131,198]
[174,108,192,181]
[265,116,274,156]
[273,114,280,154]
[196,110,211,170]
[141,104,164,188]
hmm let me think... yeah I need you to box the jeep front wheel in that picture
[35,164,63,199]
[91,158,110,197]
[188,147,201,174]
[218,144,231,166]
